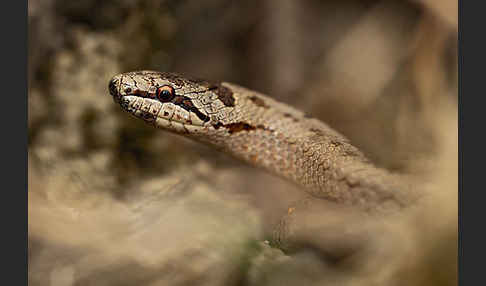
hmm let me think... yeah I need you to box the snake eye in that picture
[157,85,175,102]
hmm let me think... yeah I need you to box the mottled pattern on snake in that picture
[109,71,416,214]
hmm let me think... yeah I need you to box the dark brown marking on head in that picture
[212,85,235,107]
[186,77,235,107]
[174,95,209,122]
[249,96,268,108]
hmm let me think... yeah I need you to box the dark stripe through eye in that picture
[154,84,210,123]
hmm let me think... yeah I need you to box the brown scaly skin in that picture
[109,71,418,248]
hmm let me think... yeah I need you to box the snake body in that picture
[109,71,415,214]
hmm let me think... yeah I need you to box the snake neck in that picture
[189,83,416,213]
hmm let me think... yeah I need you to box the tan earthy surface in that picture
[28,1,457,285]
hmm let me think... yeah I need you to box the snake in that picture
[108,71,418,248]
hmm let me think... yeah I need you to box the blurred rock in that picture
[29,157,263,286]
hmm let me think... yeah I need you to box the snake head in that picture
[109,71,237,134]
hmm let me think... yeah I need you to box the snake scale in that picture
[109,71,418,248]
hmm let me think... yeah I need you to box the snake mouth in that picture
[119,95,208,129]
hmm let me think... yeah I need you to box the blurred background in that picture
[28,0,457,285]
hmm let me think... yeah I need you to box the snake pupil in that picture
[157,85,175,102]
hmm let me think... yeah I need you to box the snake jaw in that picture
[119,95,208,130]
